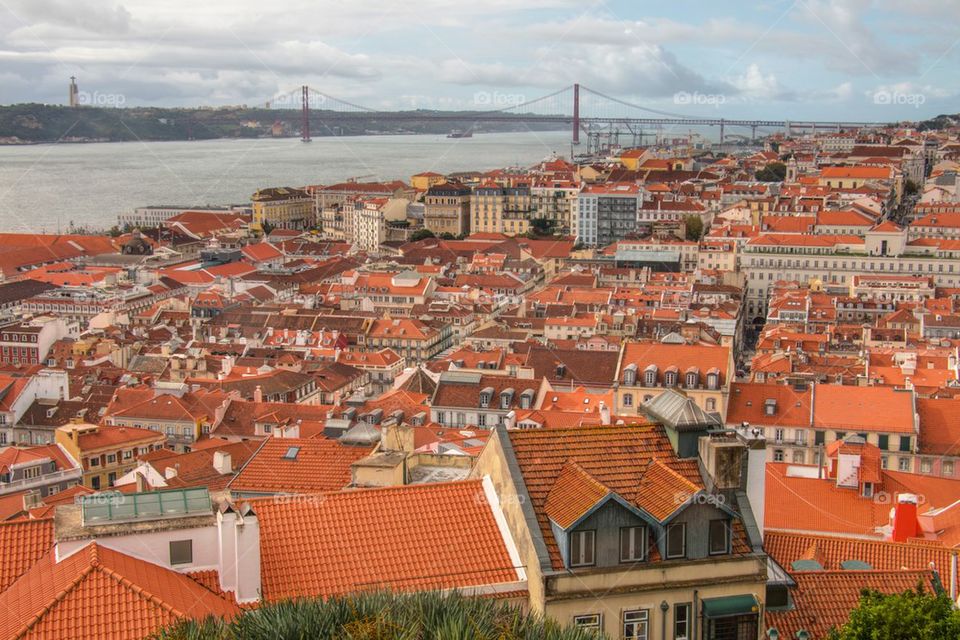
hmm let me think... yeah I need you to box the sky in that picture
[0,0,957,121]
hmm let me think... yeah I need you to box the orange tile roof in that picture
[0,543,239,639]
[619,342,730,385]
[726,383,812,428]
[252,479,522,601]
[633,458,700,521]
[917,397,960,456]
[508,424,703,569]
[68,424,166,452]
[544,461,609,528]
[764,530,955,573]
[228,438,373,494]
[0,518,53,592]
[766,569,935,639]
[812,385,914,433]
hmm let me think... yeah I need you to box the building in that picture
[471,422,768,639]
[0,316,74,366]
[0,442,81,498]
[55,423,166,490]
[615,341,733,416]
[573,183,640,247]
[251,187,313,230]
[471,183,534,236]
[105,388,231,453]
[423,181,471,237]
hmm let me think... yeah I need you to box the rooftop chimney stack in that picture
[253,385,263,404]
[891,493,919,543]
[213,451,232,475]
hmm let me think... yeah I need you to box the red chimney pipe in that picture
[892,494,919,543]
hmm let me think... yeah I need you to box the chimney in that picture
[253,385,263,404]
[213,451,232,475]
[891,494,919,543]
[164,464,179,480]
[598,401,611,426]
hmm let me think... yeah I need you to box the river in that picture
[0,131,574,233]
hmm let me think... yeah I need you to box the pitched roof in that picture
[228,438,372,494]
[544,461,610,529]
[764,530,955,574]
[0,518,53,592]
[766,569,936,640]
[0,543,239,640]
[252,479,522,601]
[507,424,703,569]
[812,385,914,434]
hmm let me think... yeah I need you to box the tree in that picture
[529,217,556,237]
[259,219,275,236]
[409,228,435,242]
[755,162,787,182]
[684,215,704,241]
[153,591,603,640]
[438,232,456,240]
[904,179,920,196]
[828,583,960,640]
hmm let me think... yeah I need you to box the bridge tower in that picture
[301,85,311,143]
[572,83,580,145]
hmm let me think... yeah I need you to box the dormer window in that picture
[500,388,514,409]
[623,363,637,386]
[520,389,535,410]
[479,387,494,408]
[643,364,657,387]
[665,369,678,387]
[706,369,720,390]
[685,368,699,389]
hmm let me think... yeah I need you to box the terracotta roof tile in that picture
[252,479,522,601]
[0,518,53,592]
[634,458,700,521]
[765,530,954,573]
[508,424,703,569]
[766,570,935,640]
[228,438,373,494]
[544,461,610,528]
[0,543,239,639]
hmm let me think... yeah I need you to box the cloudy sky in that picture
[0,0,957,120]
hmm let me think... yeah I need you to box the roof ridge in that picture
[642,456,699,492]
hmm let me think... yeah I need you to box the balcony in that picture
[0,467,82,496]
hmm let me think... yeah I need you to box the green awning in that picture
[702,594,760,619]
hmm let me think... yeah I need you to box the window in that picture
[620,526,646,562]
[106,454,116,464]
[123,450,132,460]
[921,458,933,474]
[22,466,41,480]
[623,393,633,407]
[878,434,889,450]
[91,476,101,490]
[666,523,686,559]
[943,460,955,476]
[899,436,912,453]
[709,519,730,555]
[773,449,784,462]
[898,457,910,472]
[573,614,601,631]
[674,603,691,640]
[169,540,193,565]
[881,455,889,470]
[570,530,595,567]
[774,428,784,443]
[623,609,649,639]
[89,457,100,467]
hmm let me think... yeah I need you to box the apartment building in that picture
[55,423,166,490]
[423,181,471,237]
[251,187,313,230]
[573,183,640,247]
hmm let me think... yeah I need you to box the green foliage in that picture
[528,218,556,237]
[684,215,704,241]
[755,162,787,182]
[827,583,960,640]
[409,228,436,242]
[259,220,275,236]
[438,232,456,240]
[153,591,605,640]
[904,179,920,196]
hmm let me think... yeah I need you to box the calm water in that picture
[0,131,573,232]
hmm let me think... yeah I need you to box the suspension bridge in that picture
[259,83,892,148]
